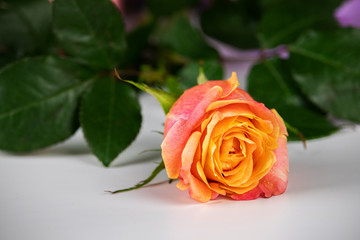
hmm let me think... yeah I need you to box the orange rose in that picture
[161,73,288,202]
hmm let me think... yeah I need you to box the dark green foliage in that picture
[52,0,126,70]
[0,56,93,151]
[200,0,261,49]
[248,59,338,140]
[80,76,142,166]
[290,29,360,123]
[0,0,54,67]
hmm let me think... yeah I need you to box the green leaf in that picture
[0,0,53,67]
[80,76,142,166]
[248,59,304,107]
[289,29,360,123]
[138,64,166,85]
[107,161,165,194]
[247,58,338,140]
[147,0,199,17]
[278,105,338,141]
[258,0,342,48]
[200,0,261,49]
[197,68,208,85]
[156,15,218,60]
[52,0,126,70]
[115,69,177,114]
[178,59,223,89]
[164,75,183,97]
[0,56,94,152]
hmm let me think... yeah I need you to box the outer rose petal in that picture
[161,86,223,178]
[231,186,263,200]
[179,132,211,198]
[261,110,289,197]
[272,109,288,136]
[162,73,250,179]
[224,86,253,102]
[164,73,250,136]
[259,134,288,197]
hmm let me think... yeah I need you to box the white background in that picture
[1,60,360,240]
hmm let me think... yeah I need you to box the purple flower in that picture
[335,0,360,29]
[260,45,289,60]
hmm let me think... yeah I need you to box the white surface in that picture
[1,88,360,240]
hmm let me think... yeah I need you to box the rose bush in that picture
[161,73,288,202]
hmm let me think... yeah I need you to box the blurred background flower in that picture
[335,0,360,29]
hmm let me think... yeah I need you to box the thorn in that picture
[113,68,123,80]
[138,149,161,155]
[298,132,307,149]
[151,130,164,135]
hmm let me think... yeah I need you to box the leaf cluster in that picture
[0,0,223,166]
[1,0,359,169]
[200,0,360,140]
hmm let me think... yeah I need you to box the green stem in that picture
[107,161,166,194]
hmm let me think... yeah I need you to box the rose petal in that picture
[187,175,213,202]
[271,109,288,136]
[256,109,289,197]
[209,182,227,195]
[231,134,288,199]
[161,86,223,178]
[258,135,289,197]
[176,131,213,202]
[207,100,280,144]
[164,73,243,136]
[176,179,189,191]
[180,131,202,185]
[161,118,187,178]
[224,86,254,101]
[231,186,262,200]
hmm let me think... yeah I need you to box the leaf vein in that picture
[104,79,116,163]
[0,78,94,121]
[71,0,112,67]
[290,45,360,77]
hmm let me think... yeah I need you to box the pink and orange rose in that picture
[161,73,289,202]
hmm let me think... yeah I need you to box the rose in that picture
[161,73,289,202]
[161,73,288,202]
